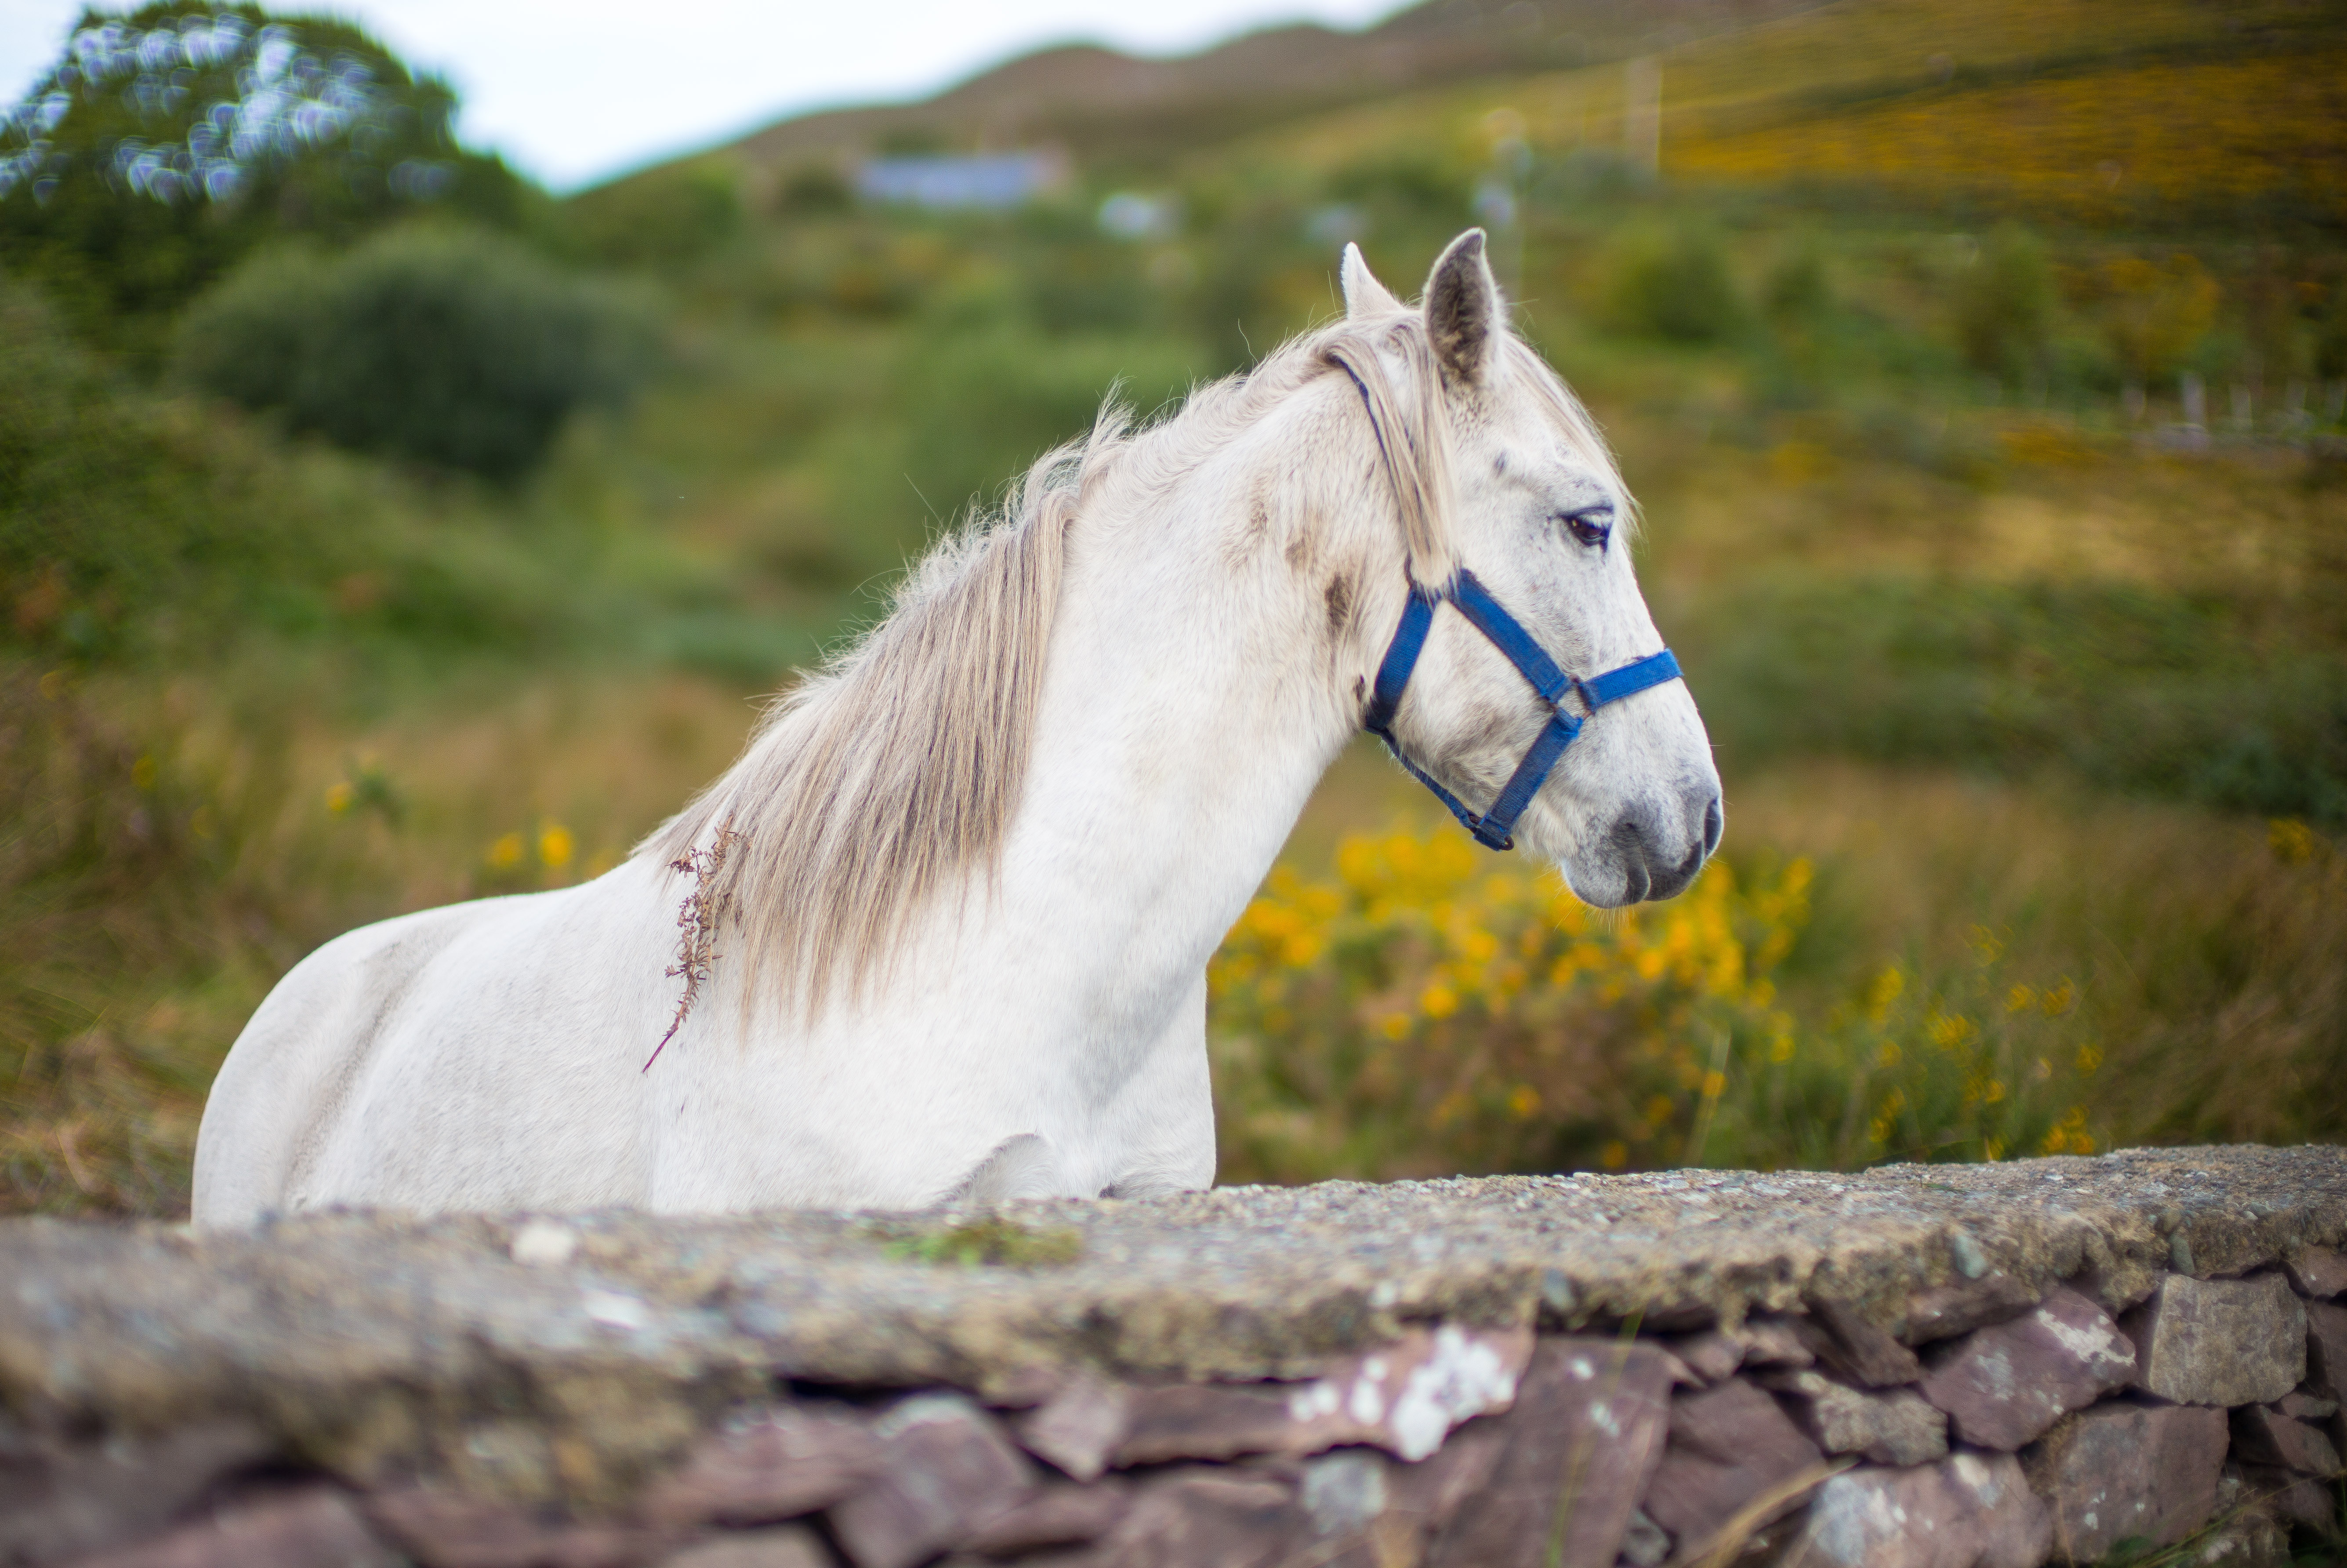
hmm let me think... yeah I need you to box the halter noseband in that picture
[1362,573,1682,850]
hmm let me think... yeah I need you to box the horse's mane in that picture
[649,298,1625,1024]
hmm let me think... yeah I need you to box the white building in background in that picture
[853,148,1068,211]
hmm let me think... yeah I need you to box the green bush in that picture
[566,162,745,272]
[176,227,660,481]
[1682,576,2347,823]
[1952,224,2054,381]
[1598,222,1745,343]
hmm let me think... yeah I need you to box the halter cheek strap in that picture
[1362,568,1683,851]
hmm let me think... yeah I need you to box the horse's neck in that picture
[1002,407,1387,990]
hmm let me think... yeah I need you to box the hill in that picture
[724,0,1828,170]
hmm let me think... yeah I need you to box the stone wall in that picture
[4,1145,2344,1568]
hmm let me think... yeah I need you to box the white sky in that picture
[3,0,1407,190]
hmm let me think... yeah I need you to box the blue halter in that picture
[1363,571,1683,851]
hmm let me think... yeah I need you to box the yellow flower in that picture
[487,831,526,870]
[1865,965,1904,1023]
[1507,1084,1542,1120]
[325,780,355,815]
[2269,817,2315,866]
[1418,984,1459,1020]
[1928,1013,1977,1051]
[2006,984,2035,1013]
[2075,1041,2103,1074]
[1600,1140,1629,1169]
[2040,979,2075,1018]
[1700,1069,1727,1098]
[1380,1013,1411,1040]
[537,823,576,869]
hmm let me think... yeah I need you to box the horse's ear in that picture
[1423,229,1500,387]
[1341,242,1403,319]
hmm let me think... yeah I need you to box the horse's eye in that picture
[1559,508,1613,549]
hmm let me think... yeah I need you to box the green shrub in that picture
[1682,576,2347,823]
[565,162,746,272]
[176,226,660,481]
[1952,224,2054,380]
[1598,222,1745,343]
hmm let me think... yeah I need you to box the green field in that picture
[4,0,2345,1216]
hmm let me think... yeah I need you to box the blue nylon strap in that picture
[1581,649,1682,709]
[1360,572,1685,852]
[1448,570,1573,708]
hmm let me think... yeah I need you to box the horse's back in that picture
[192,873,657,1227]
[192,898,500,1226]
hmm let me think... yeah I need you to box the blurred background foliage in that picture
[3,0,2345,1214]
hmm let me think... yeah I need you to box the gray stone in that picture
[0,1419,275,1566]
[1272,1323,1534,1463]
[365,1488,675,1568]
[1616,1508,1669,1568]
[657,1528,832,1568]
[1919,1286,2137,1450]
[1639,1376,1826,1557]
[1095,1469,1301,1568]
[961,1479,1130,1554]
[1782,1451,2050,1568]
[828,1395,1034,1568]
[637,1404,879,1527]
[2304,1298,2347,1404]
[2123,1273,2307,1407]
[2021,1397,2229,1563]
[1011,1376,1131,1482]
[1901,1272,2042,1346]
[1759,1368,1948,1465]
[1425,1338,1675,1568]
[2229,1403,2342,1476]
[2285,1245,2347,1299]
[70,1487,397,1568]
[1799,1296,1925,1387]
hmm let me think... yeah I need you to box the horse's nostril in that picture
[1701,796,1724,857]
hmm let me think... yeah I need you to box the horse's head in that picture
[1340,232,1722,907]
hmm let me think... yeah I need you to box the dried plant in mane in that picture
[643,819,743,1071]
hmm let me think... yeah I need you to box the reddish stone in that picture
[961,1480,1130,1555]
[1094,1469,1301,1568]
[1109,1385,1300,1467]
[1733,1314,1816,1370]
[1012,1376,1132,1482]
[1637,1376,1825,1558]
[2230,1404,2343,1476]
[828,1395,1034,1568]
[0,1419,275,1566]
[1423,1338,1676,1568]
[2278,1389,2339,1422]
[1918,1286,2136,1450]
[2305,1299,2347,1404]
[2285,1245,2347,1300]
[1662,1331,1744,1384]
[1110,1326,1533,1471]
[2021,1397,2228,1562]
[74,1488,396,1568]
[366,1488,672,1568]
[655,1528,831,1568]
[1781,1451,2050,1568]
[1799,1299,1925,1388]
[1901,1273,2042,1346]
[2123,1274,2306,1407]
[2231,1464,2339,1532]
[637,1404,879,1527]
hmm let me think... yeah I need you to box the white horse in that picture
[191,233,1723,1225]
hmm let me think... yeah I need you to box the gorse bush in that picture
[176,226,660,481]
[1207,824,2104,1181]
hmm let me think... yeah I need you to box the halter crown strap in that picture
[1363,568,1683,852]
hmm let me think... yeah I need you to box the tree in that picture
[0,3,540,356]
